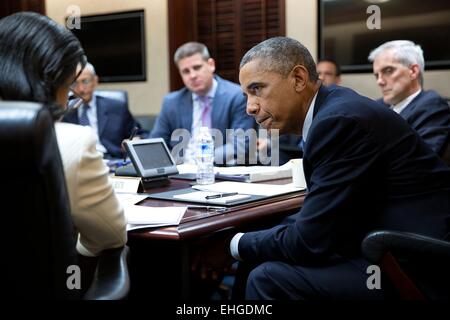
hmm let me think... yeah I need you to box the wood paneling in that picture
[0,0,45,18]
[168,0,285,90]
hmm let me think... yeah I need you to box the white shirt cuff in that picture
[230,232,245,261]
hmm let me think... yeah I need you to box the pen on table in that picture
[205,192,238,200]
[123,126,139,163]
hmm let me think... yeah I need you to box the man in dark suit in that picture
[224,37,450,299]
[369,40,450,156]
[150,42,256,165]
[63,62,141,159]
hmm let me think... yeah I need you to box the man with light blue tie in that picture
[63,62,141,159]
[150,42,256,165]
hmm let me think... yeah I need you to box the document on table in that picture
[173,191,251,205]
[214,162,293,182]
[193,181,303,196]
[115,193,186,231]
[177,163,293,183]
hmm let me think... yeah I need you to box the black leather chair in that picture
[362,230,450,299]
[0,101,130,299]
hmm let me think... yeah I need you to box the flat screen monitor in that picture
[70,10,146,82]
[124,138,178,178]
[319,0,450,72]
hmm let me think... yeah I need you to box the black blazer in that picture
[377,90,450,156]
[239,85,450,265]
[63,95,140,158]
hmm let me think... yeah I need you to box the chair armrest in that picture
[83,246,130,300]
[362,230,450,264]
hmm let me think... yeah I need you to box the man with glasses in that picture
[369,40,450,157]
[62,62,141,159]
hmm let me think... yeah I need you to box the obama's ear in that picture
[292,65,309,92]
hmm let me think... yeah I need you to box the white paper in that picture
[193,181,303,196]
[124,205,186,231]
[173,191,251,204]
[116,193,149,206]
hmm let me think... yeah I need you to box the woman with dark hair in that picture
[0,12,127,257]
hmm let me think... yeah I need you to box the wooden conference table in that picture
[127,177,306,299]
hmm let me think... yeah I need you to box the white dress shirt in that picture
[184,79,218,163]
[390,89,421,114]
[230,90,319,260]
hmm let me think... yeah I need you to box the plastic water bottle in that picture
[196,127,215,185]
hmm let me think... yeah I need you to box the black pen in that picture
[205,192,238,200]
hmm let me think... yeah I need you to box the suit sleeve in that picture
[407,97,450,155]
[238,116,381,265]
[72,129,127,256]
[149,96,173,147]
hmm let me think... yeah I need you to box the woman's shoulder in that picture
[55,122,95,143]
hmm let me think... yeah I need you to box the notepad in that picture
[173,191,252,205]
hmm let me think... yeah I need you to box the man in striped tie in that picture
[149,42,256,165]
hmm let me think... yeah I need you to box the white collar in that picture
[192,78,218,101]
[390,89,421,114]
[302,90,319,142]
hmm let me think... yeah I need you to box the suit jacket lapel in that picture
[180,90,194,130]
[399,91,424,119]
[211,77,224,129]
[96,96,108,137]
[312,85,331,118]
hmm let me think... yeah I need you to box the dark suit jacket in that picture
[62,95,139,158]
[377,90,450,156]
[150,75,256,164]
[239,85,450,265]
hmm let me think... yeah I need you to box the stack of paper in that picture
[214,162,293,182]
[125,205,186,231]
[116,193,186,231]
[177,162,293,183]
